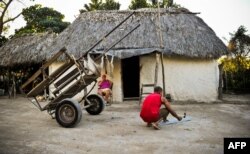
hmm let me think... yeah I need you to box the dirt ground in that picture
[0,96,250,154]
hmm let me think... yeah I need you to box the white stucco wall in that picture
[140,55,219,102]
[49,55,219,103]
[110,59,123,102]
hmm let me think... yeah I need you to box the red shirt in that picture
[140,93,162,123]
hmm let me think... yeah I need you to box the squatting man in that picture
[140,86,182,130]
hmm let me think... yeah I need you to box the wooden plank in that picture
[54,68,79,88]
[53,70,81,95]
[142,84,155,87]
[27,80,50,97]
[141,92,151,95]
[49,74,97,105]
[27,61,74,97]
[21,48,66,89]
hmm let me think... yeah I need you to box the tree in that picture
[82,0,103,12]
[14,4,70,35]
[80,0,120,13]
[228,26,250,58]
[0,0,34,36]
[222,26,250,72]
[150,0,180,8]
[129,0,149,10]
[220,26,250,92]
[0,35,8,47]
[129,0,180,10]
[102,0,120,10]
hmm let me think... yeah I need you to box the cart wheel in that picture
[55,99,82,128]
[85,94,105,115]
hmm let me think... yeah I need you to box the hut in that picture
[46,8,227,102]
[0,33,56,67]
[4,8,227,102]
[0,33,56,96]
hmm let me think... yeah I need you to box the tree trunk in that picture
[0,24,3,36]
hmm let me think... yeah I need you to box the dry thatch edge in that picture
[92,47,224,59]
[46,8,227,60]
[0,8,228,67]
[86,7,196,14]
[0,32,57,67]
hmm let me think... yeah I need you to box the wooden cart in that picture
[21,12,140,127]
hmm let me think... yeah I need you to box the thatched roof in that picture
[48,8,227,59]
[0,33,56,67]
[0,8,227,67]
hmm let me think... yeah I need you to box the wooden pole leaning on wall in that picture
[154,53,159,86]
[160,52,166,97]
[157,1,166,96]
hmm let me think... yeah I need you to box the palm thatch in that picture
[0,8,227,67]
[48,8,227,59]
[0,33,56,67]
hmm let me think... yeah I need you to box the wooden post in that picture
[157,1,163,49]
[8,68,11,99]
[224,71,228,92]
[154,53,159,86]
[160,53,166,96]
[13,75,16,99]
[157,1,165,96]
[218,64,223,100]
[42,69,47,100]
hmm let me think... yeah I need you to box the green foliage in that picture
[102,0,120,10]
[80,0,120,13]
[228,26,250,57]
[221,26,250,72]
[220,56,250,73]
[0,35,8,47]
[82,0,103,12]
[129,0,149,10]
[129,0,181,10]
[0,0,35,36]
[14,4,70,35]
[150,0,180,8]
[220,26,250,92]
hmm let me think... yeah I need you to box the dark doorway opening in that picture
[122,56,140,100]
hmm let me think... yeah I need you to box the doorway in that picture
[121,56,140,100]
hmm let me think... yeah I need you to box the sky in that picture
[6,0,250,44]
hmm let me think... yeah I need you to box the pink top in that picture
[99,80,111,89]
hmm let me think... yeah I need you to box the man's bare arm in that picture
[161,97,182,121]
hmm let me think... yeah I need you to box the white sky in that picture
[6,0,250,44]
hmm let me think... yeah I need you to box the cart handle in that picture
[79,11,135,59]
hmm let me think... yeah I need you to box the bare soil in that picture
[0,96,250,154]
